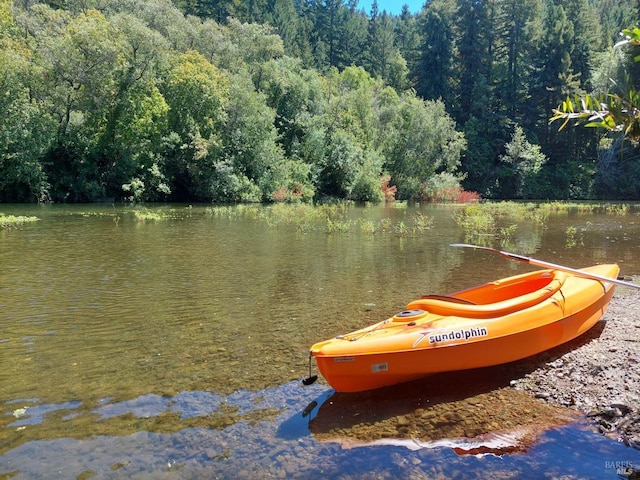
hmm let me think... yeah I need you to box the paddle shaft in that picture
[450,243,640,289]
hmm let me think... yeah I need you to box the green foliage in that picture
[349,151,386,203]
[0,45,55,201]
[0,1,466,203]
[548,24,640,198]
[314,129,362,198]
[452,205,497,237]
[594,139,640,199]
[0,214,39,229]
[421,172,478,203]
[416,0,455,104]
[382,95,466,200]
[226,18,284,67]
[364,9,407,90]
[255,56,326,158]
[133,208,167,222]
[565,225,583,248]
[161,50,232,201]
[308,0,368,70]
[551,91,640,142]
[498,125,548,199]
[1,0,636,203]
[119,84,171,202]
[452,201,549,240]
[551,26,640,135]
[206,202,434,236]
[165,50,229,140]
[218,72,292,202]
[0,0,20,41]
[455,0,493,124]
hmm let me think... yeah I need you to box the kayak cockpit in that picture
[405,270,566,319]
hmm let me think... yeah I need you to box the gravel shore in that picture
[510,285,640,449]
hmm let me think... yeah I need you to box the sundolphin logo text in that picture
[427,327,488,345]
[412,326,489,348]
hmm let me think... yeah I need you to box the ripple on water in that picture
[2,381,640,479]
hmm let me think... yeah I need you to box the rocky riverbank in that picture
[510,285,640,449]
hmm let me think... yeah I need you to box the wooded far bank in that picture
[1,0,639,203]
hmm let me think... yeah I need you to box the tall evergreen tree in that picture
[528,2,599,198]
[564,0,601,91]
[309,0,342,68]
[363,3,397,80]
[395,4,421,89]
[292,0,317,66]
[246,0,270,22]
[263,0,301,56]
[181,0,238,22]
[337,0,368,68]
[596,0,637,46]
[527,3,577,143]
[309,0,366,70]
[493,0,539,120]
[455,0,494,123]
[415,0,456,106]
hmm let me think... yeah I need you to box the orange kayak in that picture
[310,264,619,392]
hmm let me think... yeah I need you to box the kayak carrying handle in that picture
[302,353,318,386]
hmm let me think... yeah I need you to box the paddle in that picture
[450,243,640,289]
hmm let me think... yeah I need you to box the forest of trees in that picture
[0,0,638,203]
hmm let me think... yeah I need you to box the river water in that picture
[1,203,640,479]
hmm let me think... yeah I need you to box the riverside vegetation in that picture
[0,214,39,229]
[5,201,637,246]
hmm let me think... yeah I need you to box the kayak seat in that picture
[406,272,566,319]
[420,294,477,305]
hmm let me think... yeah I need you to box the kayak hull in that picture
[310,264,619,393]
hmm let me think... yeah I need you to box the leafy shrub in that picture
[421,172,480,203]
